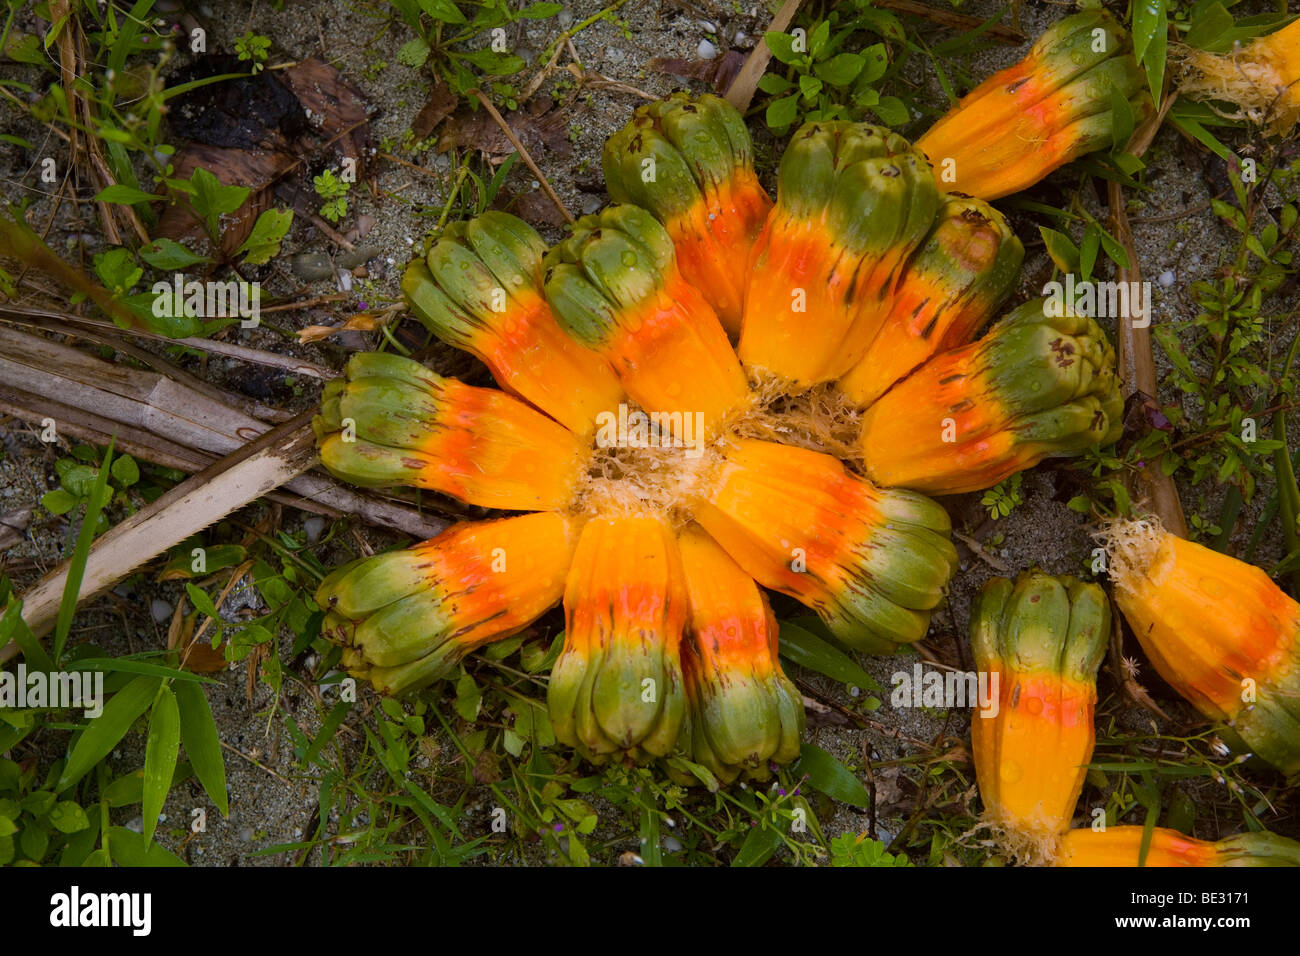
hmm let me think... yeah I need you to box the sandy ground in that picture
[0,0,1296,865]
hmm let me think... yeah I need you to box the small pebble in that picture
[581,195,603,215]
[849,685,861,698]
[126,815,144,834]
[238,826,254,842]
[1158,270,1176,287]
[150,598,173,623]
[697,39,717,60]
[303,515,325,543]
[290,252,335,281]
[699,19,717,33]
[663,836,683,853]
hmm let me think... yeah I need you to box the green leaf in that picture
[857,43,888,84]
[765,94,801,130]
[732,823,782,867]
[814,52,864,86]
[0,815,15,837]
[174,680,228,816]
[139,238,210,271]
[764,31,801,66]
[778,621,882,692]
[41,488,78,516]
[93,184,159,205]
[236,208,293,265]
[1038,226,1081,274]
[142,684,180,846]
[1110,86,1135,153]
[459,50,526,75]
[798,74,822,100]
[455,672,482,721]
[185,582,220,621]
[189,167,249,239]
[54,440,115,664]
[49,800,90,834]
[93,248,142,295]
[106,826,186,866]
[870,95,910,127]
[757,74,793,94]
[418,0,467,23]
[56,675,160,792]
[397,37,430,68]
[795,743,871,808]
[110,455,139,487]
[1132,0,1165,64]
[1080,223,1101,282]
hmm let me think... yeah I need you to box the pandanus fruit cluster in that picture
[311,13,1145,786]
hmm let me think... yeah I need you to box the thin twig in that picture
[466,88,574,224]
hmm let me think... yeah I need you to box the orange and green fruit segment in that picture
[1103,518,1300,779]
[739,121,939,386]
[677,525,803,782]
[543,204,751,438]
[858,298,1122,495]
[402,211,622,437]
[314,351,587,512]
[1057,826,1300,867]
[917,10,1152,199]
[603,91,772,336]
[548,513,688,763]
[970,572,1109,847]
[694,438,956,654]
[838,196,1023,407]
[316,511,577,695]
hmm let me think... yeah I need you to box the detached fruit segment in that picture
[917,10,1153,199]
[314,352,587,512]
[858,299,1122,495]
[548,514,689,763]
[695,439,957,654]
[317,512,577,695]
[402,211,623,437]
[602,92,772,335]
[739,121,940,386]
[838,196,1024,407]
[678,526,803,782]
[1102,518,1300,779]
[1181,19,1300,137]
[1058,827,1300,867]
[544,204,751,437]
[970,573,1109,857]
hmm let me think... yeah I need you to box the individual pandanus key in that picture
[857,299,1123,496]
[603,91,772,336]
[548,514,689,763]
[677,525,804,782]
[738,121,940,386]
[1182,19,1300,137]
[1056,827,1300,867]
[916,9,1152,200]
[969,573,1109,860]
[1101,518,1300,780]
[838,196,1023,407]
[314,352,587,512]
[316,512,578,695]
[544,204,751,439]
[401,211,623,436]
[693,439,956,654]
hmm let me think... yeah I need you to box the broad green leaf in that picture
[41,488,78,516]
[174,680,228,817]
[871,95,909,127]
[106,826,186,866]
[142,684,180,845]
[139,238,209,271]
[814,52,864,86]
[765,94,800,129]
[418,0,467,23]
[778,621,882,692]
[1038,226,1081,274]
[56,674,160,792]
[110,455,139,487]
[49,801,90,834]
[795,742,871,807]
[732,824,782,867]
[236,208,293,265]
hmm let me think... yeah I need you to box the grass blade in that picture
[53,439,114,664]
[175,679,229,817]
[56,674,159,793]
[142,683,180,845]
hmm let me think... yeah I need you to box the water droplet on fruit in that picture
[621,250,637,267]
